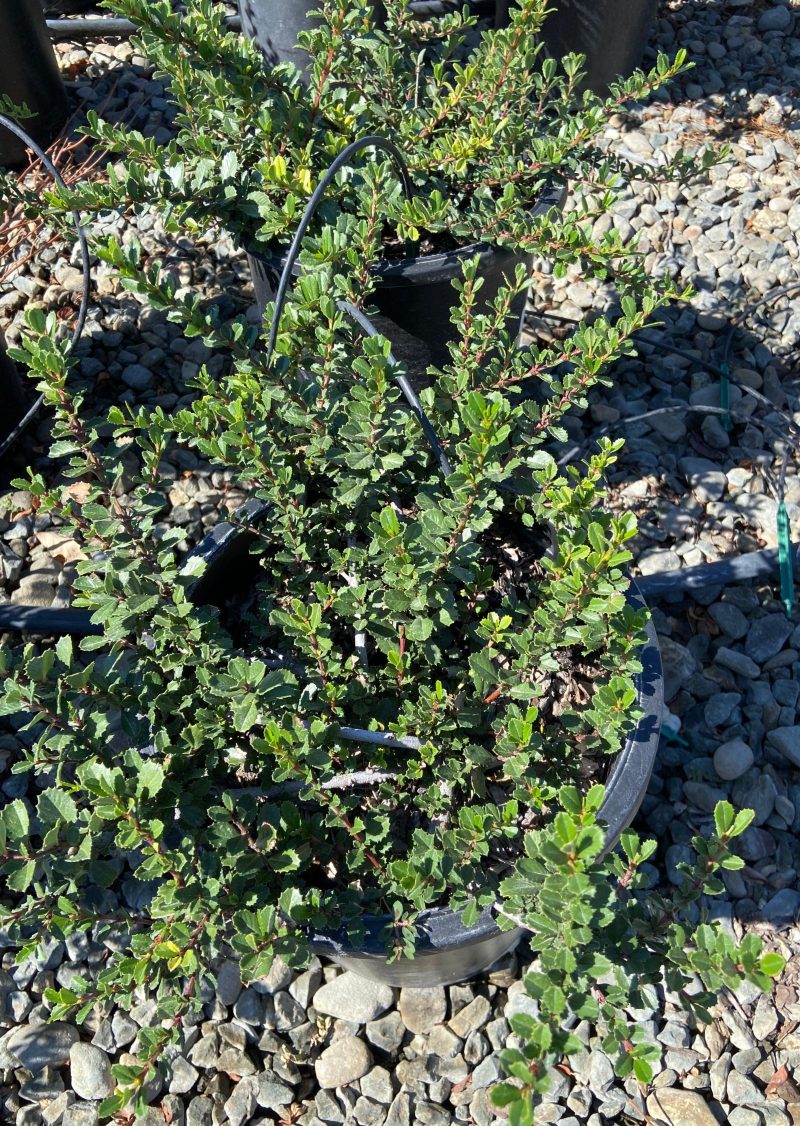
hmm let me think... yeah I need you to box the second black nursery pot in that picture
[247,180,567,367]
[0,0,68,167]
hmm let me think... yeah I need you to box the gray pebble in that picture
[359,1066,396,1105]
[659,637,699,701]
[313,973,394,1024]
[713,739,754,781]
[255,1072,293,1111]
[120,363,154,391]
[767,726,800,767]
[745,613,794,663]
[683,781,727,813]
[168,1055,200,1095]
[7,1023,80,1073]
[709,602,749,640]
[758,5,793,31]
[398,987,447,1035]
[223,1076,259,1126]
[729,1110,762,1126]
[273,990,310,1031]
[448,996,491,1039]
[315,1035,372,1089]
[762,887,800,925]
[678,456,727,502]
[68,1043,113,1101]
[232,987,265,1026]
[704,692,741,728]
[715,647,761,679]
[727,1068,765,1106]
[366,1012,405,1054]
[62,1106,99,1126]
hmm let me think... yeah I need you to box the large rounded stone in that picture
[315,1035,372,1089]
[646,1088,720,1126]
[69,1042,114,1100]
[713,739,754,781]
[7,1022,80,1073]
[313,972,394,1024]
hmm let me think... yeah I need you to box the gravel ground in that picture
[3,2,800,1125]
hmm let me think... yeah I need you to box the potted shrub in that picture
[0,221,782,1120]
[57,0,707,363]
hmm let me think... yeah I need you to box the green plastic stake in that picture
[719,360,731,432]
[777,500,795,616]
[661,725,689,748]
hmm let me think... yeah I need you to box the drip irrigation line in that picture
[635,543,800,600]
[721,280,800,370]
[264,134,412,367]
[44,1,493,38]
[0,605,97,635]
[263,136,450,475]
[45,17,196,37]
[527,302,800,504]
[0,114,91,459]
[557,403,800,472]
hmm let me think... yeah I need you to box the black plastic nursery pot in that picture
[191,500,664,989]
[496,0,658,95]
[247,180,567,368]
[237,0,387,75]
[0,0,68,168]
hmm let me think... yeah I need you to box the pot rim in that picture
[245,177,568,276]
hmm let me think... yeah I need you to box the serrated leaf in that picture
[138,761,165,798]
[3,798,30,839]
[37,788,78,825]
[220,150,239,180]
[6,859,36,891]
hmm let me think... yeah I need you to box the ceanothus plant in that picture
[0,234,782,1120]
[52,0,718,292]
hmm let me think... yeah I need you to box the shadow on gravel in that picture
[642,0,800,121]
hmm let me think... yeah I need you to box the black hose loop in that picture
[0,112,91,458]
[264,134,412,366]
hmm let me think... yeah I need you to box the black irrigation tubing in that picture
[0,605,97,635]
[527,303,800,503]
[0,114,91,459]
[264,134,413,365]
[339,298,453,477]
[722,280,800,371]
[261,133,452,479]
[45,17,185,37]
[45,1,493,37]
[636,544,800,600]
